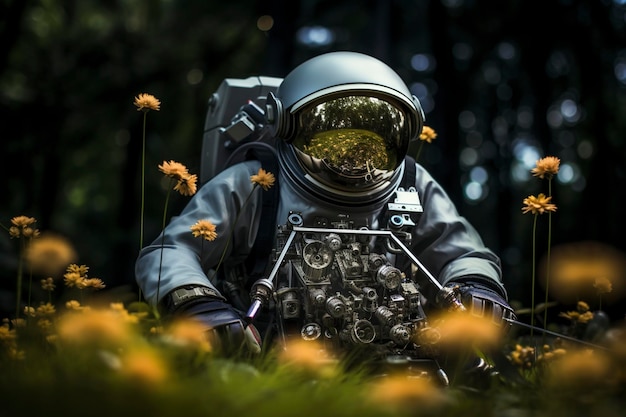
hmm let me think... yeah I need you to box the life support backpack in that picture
[200,76,283,185]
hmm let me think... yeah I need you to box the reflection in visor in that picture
[305,128,391,175]
[292,96,410,186]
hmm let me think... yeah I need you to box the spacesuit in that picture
[135,51,515,357]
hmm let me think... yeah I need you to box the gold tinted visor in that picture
[292,96,411,186]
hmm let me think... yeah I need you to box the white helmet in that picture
[265,51,424,196]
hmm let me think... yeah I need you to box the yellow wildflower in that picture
[10,215,36,228]
[8,215,39,239]
[63,271,84,288]
[65,300,83,310]
[578,311,594,323]
[531,156,560,179]
[0,324,17,344]
[559,302,594,324]
[250,168,276,191]
[25,233,77,277]
[593,276,613,295]
[162,318,213,353]
[367,373,446,412]
[119,346,169,385]
[190,220,218,241]
[538,347,568,363]
[11,318,26,328]
[82,278,106,290]
[159,161,197,196]
[522,193,557,215]
[23,306,36,317]
[173,173,198,196]
[576,300,590,313]
[419,125,437,143]
[66,264,89,276]
[428,311,504,351]
[279,339,338,378]
[134,93,161,112]
[41,277,55,291]
[35,302,56,317]
[37,318,53,331]
[108,303,140,324]
[544,349,611,390]
[158,160,189,180]
[508,344,536,369]
[56,308,135,347]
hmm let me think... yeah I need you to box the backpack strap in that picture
[401,155,417,190]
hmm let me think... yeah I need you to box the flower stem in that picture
[542,179,554,341]
[530,214,538,338]
[139,111,147,302]
[15,239,25,319]
[140,112,147,252]
[155,182,173,319]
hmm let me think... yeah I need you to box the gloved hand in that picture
[162,288,261,355]
[443,280,516,326]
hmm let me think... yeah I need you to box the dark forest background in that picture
[1,0,625,321]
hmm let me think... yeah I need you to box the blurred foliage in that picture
[1,0,626,320]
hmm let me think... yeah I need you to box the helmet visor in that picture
[291,96,411,186]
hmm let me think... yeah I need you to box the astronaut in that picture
[135,51,515,357]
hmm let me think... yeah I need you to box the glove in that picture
[443,280,516,326]
[161,286,262,355]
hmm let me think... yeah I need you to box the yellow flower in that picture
[522,193,557,215]
[25,232,78,277]
[190,220,218,241]
[531,155,560,179]
[250,168,276,191]
[279,339,339,378]
[419,125,437,143]
[119,346,169,385]
[173,173,198,196]
[159,160,198,196]
[63,271,84,288]
[8,215,39,239]
[62,264,104,290]
[10,215,36,228]
[507,344,536,369]
[427,311,504,351]
[544,349,612,390]
[161,318,213,353]
[35,302,56,317]
[559,305,594,324]
[66,264,89,276]
[41,277,55,291]
[367,373,446,412]
[105,303,140,324]
[23,306,36,317]
[0,324,17,344]
[65,300,83,310]
[538,346,568,363]
[158,160,189,180]
[56,308,135,347]
[593,276,613,295]
[83,278,106,290]
[36,318,53,331]
[134,93,161,112]
[576,300,590,313]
